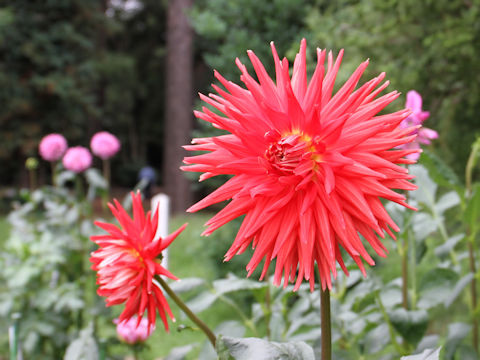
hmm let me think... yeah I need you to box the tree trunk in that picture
[164,0,194,213]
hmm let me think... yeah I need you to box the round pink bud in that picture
[39,134,68,162]
[62,146,92,173]
[90,131,121,160]
[114,317,154,344]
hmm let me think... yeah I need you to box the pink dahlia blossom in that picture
[38,133,68,162]
[90,131,121,160]
[91,191,187,330]
[114,316,154,344]
[62,146,92,173]
[398,90,438,160]
[182,39,419,291]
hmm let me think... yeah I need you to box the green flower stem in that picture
[265,275,272,340]
[157,276,216,347]
[320,288,331,360]
[409,228,418,309]
[466,140,480,352]
[468,239,478,352]
[375,292,408,355]
[218,294,258,336]
[401,233,409,310]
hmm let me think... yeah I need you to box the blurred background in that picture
[0,0,479,213]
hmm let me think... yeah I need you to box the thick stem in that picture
[157,276,216,347]
[320,288,332,360]
[469,240,478,352]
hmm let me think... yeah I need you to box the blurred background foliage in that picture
[0,0,478,202]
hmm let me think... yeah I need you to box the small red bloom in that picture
[90,191,186,330]
[182,39,419,291]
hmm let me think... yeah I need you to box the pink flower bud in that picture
[39,134,68,162]
[90,131,121,160]
[62,146,92,173]
[114,316,155,344]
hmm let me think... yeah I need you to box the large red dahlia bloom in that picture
[90,192,187,330]
[182,39,419,290]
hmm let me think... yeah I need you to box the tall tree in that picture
[164,0,194,213]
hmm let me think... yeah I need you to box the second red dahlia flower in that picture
[91,191,187,330]
[182,39,419,291]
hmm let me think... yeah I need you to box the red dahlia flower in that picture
[90,192,187,330]
[182,39,419,291]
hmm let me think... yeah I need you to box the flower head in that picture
[90,131,121,160]
[182,39,419,290]
[90,191,187,330]
[114,316,154,344]
[39,133,68,162]
[62,146,92,173]
[398,90,438,160]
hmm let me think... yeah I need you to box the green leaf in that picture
[444,323,471,360]
[444,273,474,308]
[434,191,460,214]
[400,347,441,360]
[434,234,464,257]
[363,323,390,354]
[417,268,459,309]
[410,165,437,208]
[421,150,461,188]
[216,336,315,360]
[388,308,428,345]
[64,324,99,360]
[165,345,196,360]
[168,278,206,293]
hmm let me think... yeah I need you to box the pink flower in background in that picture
[399,90,438,160]
[62,146,92,173]
[114,316,154,344]
[38,134,68,162]
[90,131,121,160]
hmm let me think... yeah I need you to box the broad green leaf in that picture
[417,268,459,309]
[187,274,267,313]
[434,234,464,257]
[388,308,428,345]
[212,274,267,294]
[200,321,246,360]
[363,323,390,354]
[435,191,460,214]
[84,168,107,189]
[216,336,315,360]
[169,278,206,293]
[165,344,196,360]
[412,212,437,241]
[444,273,474,308]
[64,325,98,360]
[410,165,437,208]
[444,323,471,360]
[421,150,461,187]
[400,347,441,360]
[56,171,76,187]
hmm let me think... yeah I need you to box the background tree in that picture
[164,0,194,213]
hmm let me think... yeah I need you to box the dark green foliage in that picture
[307,0,480,177]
